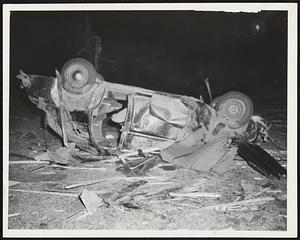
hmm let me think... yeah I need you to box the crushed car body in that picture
[17,58,286,179]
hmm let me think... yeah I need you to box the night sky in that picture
[10,10,287,110]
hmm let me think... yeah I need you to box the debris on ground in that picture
[33,143,77,166]
[120,201,141,210]
[199,196,275,212]
[34,152,50,161]
[9,188,78,197]
[65,180,105,190]
[111,180,148,201]
[79,189,106,215]
[8,213,21,218]
[8,57,288,230]
[161,127,236,173]
[9,181,22,187]
[237,143,287,179]
[169,192,222,198]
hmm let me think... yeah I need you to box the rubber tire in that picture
[214,91,253,129]
[61,58,96,94]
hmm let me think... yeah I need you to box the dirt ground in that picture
[7,100,287,231]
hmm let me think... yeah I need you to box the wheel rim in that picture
[61,58,97,95]
[214,91,253,129]
[220,99,246,121]
[64,65,89,88]
[72,70,84,82]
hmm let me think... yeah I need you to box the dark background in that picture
[10,10,287,112]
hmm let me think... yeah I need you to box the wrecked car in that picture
[17,58,286,179]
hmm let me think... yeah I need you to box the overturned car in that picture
[17,58,286,179]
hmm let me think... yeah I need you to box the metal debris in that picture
[169,192,221,198]
[8,181,22,187]
[120,202,141,210]
[79,189,106,215]
[9,188,78,197]
[199,196,275,212]
[9,160,49,165]
[160,126,236,173]
[112,180,148,201]
[65,180,105,190]
[8,213,21,218]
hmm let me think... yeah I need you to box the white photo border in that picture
[2,2,298,238]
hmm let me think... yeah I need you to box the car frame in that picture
[16,57,288,179]
[17,57,256,151]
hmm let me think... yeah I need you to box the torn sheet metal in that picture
[131,94,183,140]
[160,125,236,173]
[149,95,189,127]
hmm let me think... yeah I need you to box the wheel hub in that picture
[224,99,246,119]
[73,71,84,82]
[228,104,240,115]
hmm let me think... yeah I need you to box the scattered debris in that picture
[141,181,173,186]
[137,149,146,158]
[142,186,183,201]
[72,153,113,163]
[9,160,49,165]
[36,171,58,175]
[34,152,50,161]
[161,127,236,173]
[79,189,106,215]
[120,201,141,210]
[158,164,177,171]
[29,165,49,172]
[127,155,159,170]
[112,180,148,201]
[8,213,21,218]
[33,143,77,166]
[49,165,106,171]
[117,147,161,159]
[9,188,78,197]
[65,180,105,190]
[120,155,160,175]
[169,192,222,198]
[48,143,77,165]
[9,181,22,187]
[47,150,70,166]
[10,153,35,160]
[237,143,287,179]
[75,143,99,155]
[199,196,275,212]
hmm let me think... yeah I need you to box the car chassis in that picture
[16,58,286,179]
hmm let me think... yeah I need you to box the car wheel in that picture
[214,91,253,129]
[61,58,96,94]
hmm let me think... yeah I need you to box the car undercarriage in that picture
[17,57,286,179]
